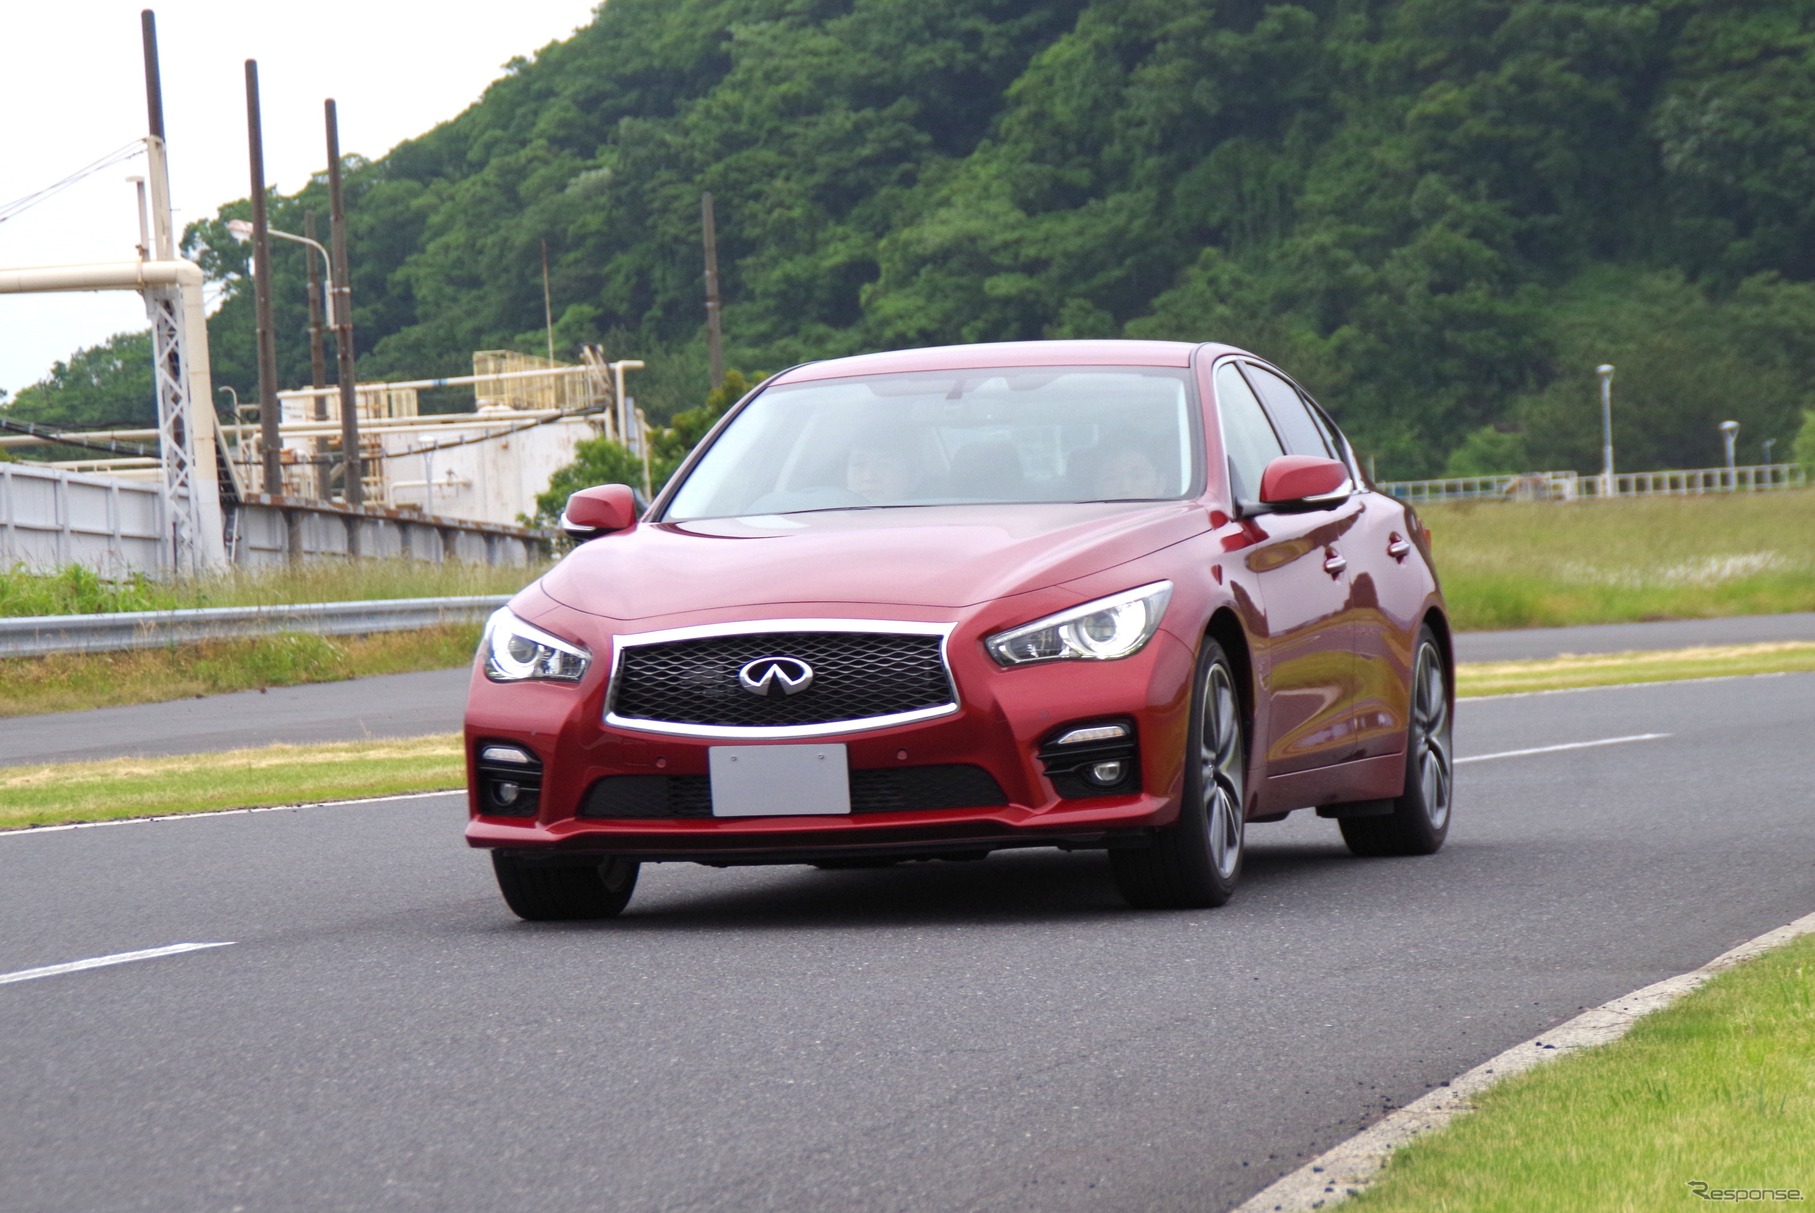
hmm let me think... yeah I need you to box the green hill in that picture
[16,0,1815,479]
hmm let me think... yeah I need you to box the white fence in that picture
[1,461,545,576]
[1381,463,1808,505]
[0,463,169,575]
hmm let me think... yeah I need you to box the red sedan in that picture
[465,340,1452,918]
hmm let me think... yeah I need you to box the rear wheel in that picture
[1340,627,1452,857]
[492,853,639,920]
[1111,638,1246,909]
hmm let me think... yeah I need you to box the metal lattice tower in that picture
[145,282,212,573]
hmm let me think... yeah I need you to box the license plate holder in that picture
[709,744,851,817]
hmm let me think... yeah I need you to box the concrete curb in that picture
[1230,909,1815,1213]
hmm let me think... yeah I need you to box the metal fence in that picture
[0,463,169,575]
[1381,462,1808,505]
[0,595,510,659]
[1,461,546,575]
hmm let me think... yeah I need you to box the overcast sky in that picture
[0,0,599,400]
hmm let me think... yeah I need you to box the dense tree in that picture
[15,0,1815,482]
[6,331,159,432]
[528,369,761,524]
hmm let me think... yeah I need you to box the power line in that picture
[0,141,147,226]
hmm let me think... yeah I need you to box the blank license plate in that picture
[709,744,850,817]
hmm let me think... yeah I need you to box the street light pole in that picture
[227,220,336,326]
[1720,420,1740,489]
[226,215,338,502]
[304,211,329,499]
[1596,364,1615,498]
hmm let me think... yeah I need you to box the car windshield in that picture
[663,366,1199,521]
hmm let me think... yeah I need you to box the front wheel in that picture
[1111,638,1246,909]
[1340,627,1453,857]
[492,853,640,920]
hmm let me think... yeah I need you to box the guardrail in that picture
[1381,462,1808,504]
[0,595,510,659]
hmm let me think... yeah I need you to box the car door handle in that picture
[1322,552,1347,576]
[1387,535,1412,559]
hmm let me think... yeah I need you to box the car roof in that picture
[773,339,1252,384]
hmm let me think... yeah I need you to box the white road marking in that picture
[1456,732,1670,765]
[0,942,235,986]
[0,789,462,840]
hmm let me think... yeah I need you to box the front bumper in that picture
[463,600,1197,862]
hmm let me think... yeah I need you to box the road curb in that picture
[1229,908,1815,1213]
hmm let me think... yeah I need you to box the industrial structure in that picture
[0,12,641,577]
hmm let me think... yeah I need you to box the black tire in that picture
[1340,626,1453,857]
[492,853,639,920]
[1111,637,1247,909]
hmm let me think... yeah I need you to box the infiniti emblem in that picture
[737,656,814,698]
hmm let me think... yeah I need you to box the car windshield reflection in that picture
[662,366,1201,521]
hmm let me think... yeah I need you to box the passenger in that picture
[1079,437,1170,499]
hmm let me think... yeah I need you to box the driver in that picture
[845,433,920,503]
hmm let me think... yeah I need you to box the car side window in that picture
[1305,399,1343,458]
[1214,362,1284,505]
[1243,364,1332,460]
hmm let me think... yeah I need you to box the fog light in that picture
[475,740,543,817]
[1054,724,1130,747]
[1087,760,1126,786]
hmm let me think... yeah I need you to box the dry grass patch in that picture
[0,734,464,830]
[1457,642,1815,697]
[0,625,481,717]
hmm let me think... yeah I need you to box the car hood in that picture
[538,502,1209,621]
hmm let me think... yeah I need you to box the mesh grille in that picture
[579,765,1006,818]
[611,631,953,728]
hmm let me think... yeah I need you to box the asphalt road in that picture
[6,612,1815,768]
[2,673,1810,1212]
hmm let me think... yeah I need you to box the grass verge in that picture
[1350,933,1815,1212]
[1427,490,1815,631]
[0,560,544,617]
[0,625,481,718]
[0,734,463,831]
[1456,641,1815,698]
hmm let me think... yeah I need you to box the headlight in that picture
[482,608,592,683]
[985,581,1173,667]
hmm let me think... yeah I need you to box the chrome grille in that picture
[610,629,954,732]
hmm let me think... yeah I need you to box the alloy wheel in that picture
[1201,661,1246,880]
[1411,641,1452,831]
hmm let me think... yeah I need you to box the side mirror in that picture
[560,484,639,540]
[1258,455,1350,507]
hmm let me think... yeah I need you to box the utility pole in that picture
[325,99,362,508]
[541,238,556,364]
[304,211,329,499]
[702,192,723,389]
[246,60,283,496]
